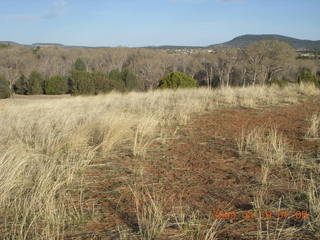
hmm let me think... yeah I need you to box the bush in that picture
[108,69,123,83]
[44,76,68,95]
[28,71,43,94]
[122,69,144,91]
[13,75,29,95]
[0,76,11,99]
[271,78,288,88]
[298,68,317,83]
[297,68,320,88]
[70,70,95,95]
[158,72,196,89]
[108,69,143,91]
[91,72,125,94]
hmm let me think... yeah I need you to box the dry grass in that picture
[254,196,297,240]
[306,113,320,138]
[0,83,319,239]
[131,185,168,240]
[236,127,288,166]
[307,176,320,231]
[173,208,220,240]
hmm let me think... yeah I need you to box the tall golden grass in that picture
[306,113,320,138]
[0,83,319,239]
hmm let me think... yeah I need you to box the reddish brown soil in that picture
[66,101,320,240]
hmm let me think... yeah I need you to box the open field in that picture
[0,84,320,239]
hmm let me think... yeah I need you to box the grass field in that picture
[0,84,320,240]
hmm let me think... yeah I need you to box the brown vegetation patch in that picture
[67,101,320,239]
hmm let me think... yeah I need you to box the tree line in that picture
[5,58,145,96]
[0,40,320,98]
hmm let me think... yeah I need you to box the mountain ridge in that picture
[210,34,320,50]
[1,34,320,50]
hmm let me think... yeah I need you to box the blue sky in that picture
[0,0,319,47]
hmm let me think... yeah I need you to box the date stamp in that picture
[211,209,309,221]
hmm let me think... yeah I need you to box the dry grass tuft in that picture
[236,127,288,166]
[306,113,320,138]
[307,176,320,231]
[254,194,298,240]
[131,185,168,240]
[173,208,220,240]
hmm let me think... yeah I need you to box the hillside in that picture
[0,41,21,47]
[2,34,320,50]
[211,34,320,50]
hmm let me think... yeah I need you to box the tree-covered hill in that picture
[210,34,320,50]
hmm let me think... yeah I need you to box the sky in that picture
[0,0,319,47]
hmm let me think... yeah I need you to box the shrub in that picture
[122,69,144,91]
[70,70,95,95]
[0,43,10,49]
[271,78,288,88]
[44,75,68,95]
[298,68,317,84]
[28,71,43,94]
[108,69,123,83]
[158,72,196,89]
[91,72,125,94]
[298,68,320,88]
[13,74,29,95]
[108,69,144,91]
[0,76,11,99]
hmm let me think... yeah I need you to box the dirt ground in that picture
[66,100,320,240]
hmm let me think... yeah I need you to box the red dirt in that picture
[66,101,320,240]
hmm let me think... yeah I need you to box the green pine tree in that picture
[28,71,43,94]
[121,69,144,91]
[92,72,125,94]
[44,75,68,95]
[108,69,124,82]
[158,72,196,89]
[73,58,86,71]
[70,70,95,95]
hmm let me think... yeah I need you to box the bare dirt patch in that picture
[66,101,320,239]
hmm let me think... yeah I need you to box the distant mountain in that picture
[32,43,65,47]
[1,34,320,50]
[211,34,320,50]
[0,41,21,46]
[144,45,204,50]
[0,41,111,49]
